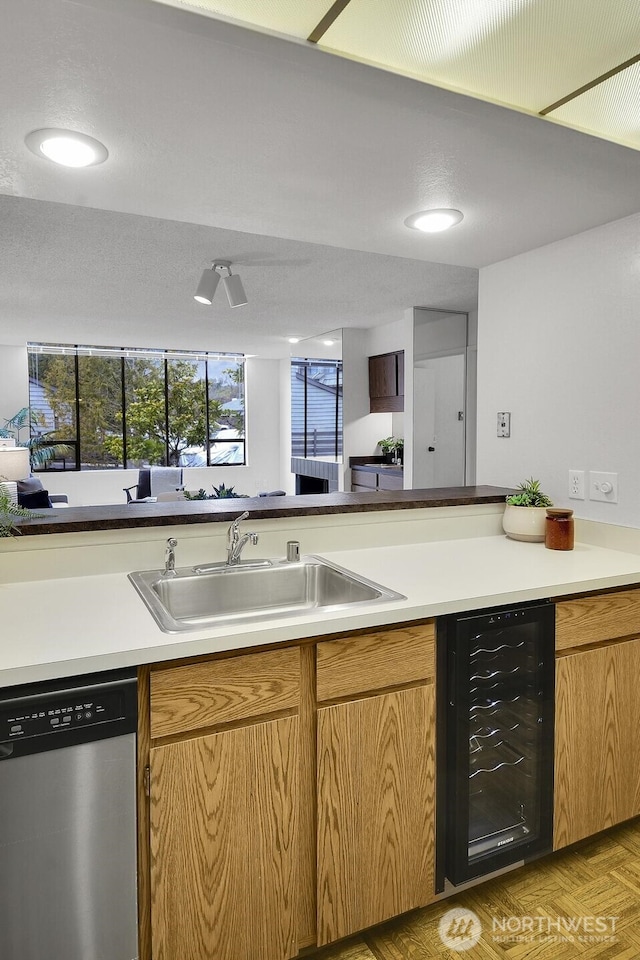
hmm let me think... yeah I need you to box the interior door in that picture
[413,368,436,487]
[413,354,465,488]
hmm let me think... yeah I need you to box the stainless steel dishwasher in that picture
[0,668,138,960]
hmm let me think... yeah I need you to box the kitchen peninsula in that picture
[2,490,640,687]
[7,485,509,536]
[3,495,640,960]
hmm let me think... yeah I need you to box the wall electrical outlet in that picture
[568,470,585,500]
[497,412,511,438]
[590,471,618,503]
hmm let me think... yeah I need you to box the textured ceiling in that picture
[0,196,478,355]
[1,0,639,356]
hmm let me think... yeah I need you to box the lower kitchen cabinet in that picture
[149,715,299,960]
[351,466,403,493]
[317,624,435,946]
[554,637,640,849]
[142,623,435,957]
[317,684,435,945]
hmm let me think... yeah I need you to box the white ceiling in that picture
[0,0,639,355]
[0,195,477,355]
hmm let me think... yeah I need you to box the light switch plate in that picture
[497,412,511,438]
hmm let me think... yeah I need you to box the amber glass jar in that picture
[545,508,574,551]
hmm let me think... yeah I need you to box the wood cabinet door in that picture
[317,686,435,945]
[554,638,640,850]
[150,716,298,960]
[368,353,397,399]
[396,350,405,397]
[369,352,404,412]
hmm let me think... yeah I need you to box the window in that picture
[291,358,342,458]
[28,343,245,470]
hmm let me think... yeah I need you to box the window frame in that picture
[291,357,342,459]
[28,343,246,471]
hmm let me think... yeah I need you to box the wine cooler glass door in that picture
[445,602,555,884]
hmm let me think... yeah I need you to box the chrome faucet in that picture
[226,511,259,565]
[164,537,178,576]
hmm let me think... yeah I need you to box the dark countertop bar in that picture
[11,486,513,536]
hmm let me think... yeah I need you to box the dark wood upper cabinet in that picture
[369,351,404,412]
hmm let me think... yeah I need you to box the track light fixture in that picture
[194,260,248,307]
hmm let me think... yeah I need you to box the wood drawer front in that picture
[150,648,300,738]
[556,588,640,651]
[351,469,377,489]
[378,472,403,491]
[316,623,435,701]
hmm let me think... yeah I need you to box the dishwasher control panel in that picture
[1,687,126,741]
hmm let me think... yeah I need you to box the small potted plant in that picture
[184,483,248,500]
[503,477,553,542]
[378,436,403,464]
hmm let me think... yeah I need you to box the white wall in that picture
[341,320,413,489]
[414,310,467,358]
[476,211,640,527]
[0,349,284,505]
[342,328,385,489]
[0,346,28,426]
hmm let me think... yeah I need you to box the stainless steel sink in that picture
[129,555,405,633]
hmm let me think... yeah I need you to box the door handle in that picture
[428,446,435,452]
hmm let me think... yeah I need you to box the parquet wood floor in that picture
[310,819,640,960]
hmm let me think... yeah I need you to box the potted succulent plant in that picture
[183,483,248,500]
[503,477,553,542]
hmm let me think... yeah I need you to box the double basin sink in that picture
[129,555,405,633]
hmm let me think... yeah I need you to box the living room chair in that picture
[124,467,184,503]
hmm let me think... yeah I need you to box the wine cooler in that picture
[437,601,555,887]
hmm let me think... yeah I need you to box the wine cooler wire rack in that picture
[466,635,540,851]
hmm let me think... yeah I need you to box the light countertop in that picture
[2,535,640,687]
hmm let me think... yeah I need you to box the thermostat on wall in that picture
[497,412,511,438]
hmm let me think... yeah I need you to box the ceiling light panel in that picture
[549,61,640,151]
[149,0,333,39]
[318,0,640,115]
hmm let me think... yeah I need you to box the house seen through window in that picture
[291,358,342,458]
[27,343,245,470]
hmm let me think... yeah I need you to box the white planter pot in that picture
[502,504,547,542]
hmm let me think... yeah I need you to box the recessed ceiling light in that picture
[288,337,301,343]
[404,209,464,233]
[323,340,335,346]
[25,129,109,167]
